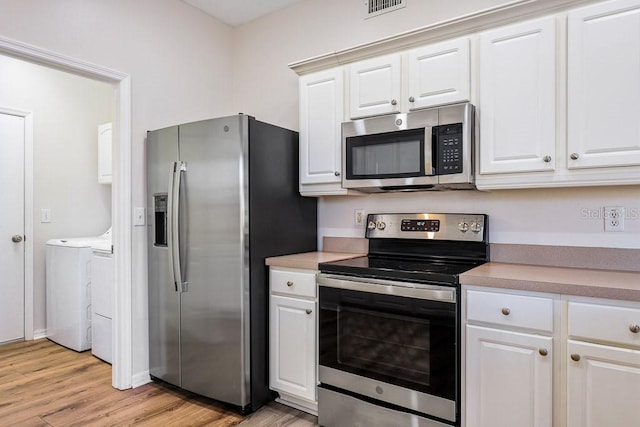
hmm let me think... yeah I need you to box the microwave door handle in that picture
[425,126,434,175]
[166,163,179,292]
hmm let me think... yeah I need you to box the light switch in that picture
[41,208,51,223]
[134,207,145,226]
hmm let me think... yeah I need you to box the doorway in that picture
[0,36,133,390]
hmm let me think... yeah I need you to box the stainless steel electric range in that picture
[317,213,489,427]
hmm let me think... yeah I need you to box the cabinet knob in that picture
[570,354,581,362]
[391,99,397,106]
[630,324,640,333]
[306,309,312,315]
[543,155,552,163]
[286,281,294,287]
[570,153,579,160]
[539,348,548,357]
[501,307,511,316]
[334,171,340,176]
[409,96,415,103]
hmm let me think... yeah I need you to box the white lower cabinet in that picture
[566,300,640,427]
[269,267,317,414]
[464,288,554,427]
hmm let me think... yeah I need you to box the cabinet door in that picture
[349,54,401,118]
[466,325,553,427]
[299,69,344,186]
[270,295,316,402]
[407,38,470,110]
[567,339,640,427]
[479,17,556,174]
[98,122,112,184]
[567,0,640,169]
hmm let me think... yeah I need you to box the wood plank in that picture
[0,339,318,426]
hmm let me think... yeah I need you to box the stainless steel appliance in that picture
[317,213,488,426]
[342,103,475,192]
[146,114,317,413]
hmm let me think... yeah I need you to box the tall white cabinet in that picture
[269,267,318,414]
[566,0,640,169]
[478,17,557,175]
[298,69,349,196]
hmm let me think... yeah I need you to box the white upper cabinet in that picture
[349,54,402,119]
[567,0,640,169]
[299,68,351,196]
[407,38,470,110]
[478,17,557,175]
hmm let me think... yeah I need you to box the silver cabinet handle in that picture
[570,354,581,362]
[539,349,548,356]
[12,235,23,243]
[391,99,397,106]
[286,281,294,287]
[334,171,340,176]
[543,155,552,163]
[501,307,511,316]
[306,309,312,315]
[570,153,579,160]
[630,324,640,333]
[409,96,415,103]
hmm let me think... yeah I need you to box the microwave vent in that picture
[365,0,405,18]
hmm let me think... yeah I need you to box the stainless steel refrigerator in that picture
[146,114,317,413]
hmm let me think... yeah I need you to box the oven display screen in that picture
[401,219,440,232]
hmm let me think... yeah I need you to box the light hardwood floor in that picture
[0,339,317,426]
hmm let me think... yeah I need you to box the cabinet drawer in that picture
[466,290,553,333]
[270,268,317,298]
[569,302,640,348]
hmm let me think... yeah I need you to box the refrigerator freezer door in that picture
[178,116,250,406]
[147,126,181,387]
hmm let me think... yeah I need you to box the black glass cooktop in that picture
[319,255,483,285]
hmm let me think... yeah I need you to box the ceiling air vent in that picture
[365,0,406,18]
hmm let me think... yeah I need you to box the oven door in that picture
[317,274,459,423]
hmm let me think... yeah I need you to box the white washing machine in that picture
[46,229,111,352]
[91,236,114,363]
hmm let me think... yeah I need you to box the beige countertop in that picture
[265,252,365,271]
[461,262,640,302]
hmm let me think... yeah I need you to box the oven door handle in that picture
[317,274,456,303]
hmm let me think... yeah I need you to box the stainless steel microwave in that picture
[342,103,475,192]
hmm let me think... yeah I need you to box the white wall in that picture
[0,0,235,378]
[232,0,640,250]
[0,54,113,334]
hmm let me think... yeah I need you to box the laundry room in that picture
[0,54,113,348]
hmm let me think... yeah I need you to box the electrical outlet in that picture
[354,209,365,226]
[604,206,625,232]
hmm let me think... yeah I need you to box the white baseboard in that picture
[131,370,151,388]
[33,329,47,340]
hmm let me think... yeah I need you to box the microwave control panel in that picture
[434,123,463,175]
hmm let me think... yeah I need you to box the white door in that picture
[0,112,25,344]
[299,69,344,185]
[466,325,553,427]
[269,294,316,402]
[567,339,640,427]
[567,0,640,169]
[478,17,557,174]
[407,38,470,110]
[349,54,402,119]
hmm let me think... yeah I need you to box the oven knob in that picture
[367,221,377,230]
[458,221,469,233]
[377,221,386,230]
[470,222,482,233]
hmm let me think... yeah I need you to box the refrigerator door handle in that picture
[168,161,187,292]
[167,163,179,292]
[173,161,188,292]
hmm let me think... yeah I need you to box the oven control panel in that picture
[366,213,487,242]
